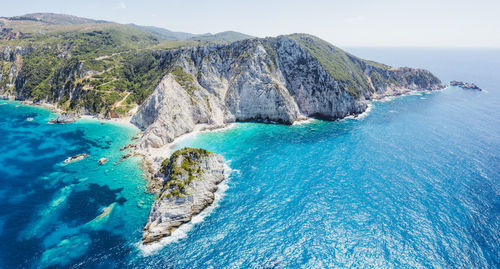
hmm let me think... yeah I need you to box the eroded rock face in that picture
[142,148,226,244]
[132,36,444,158]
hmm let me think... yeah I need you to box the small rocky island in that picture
[142,147,226,244]
[450,80,482,91]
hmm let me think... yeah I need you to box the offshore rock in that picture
[450,80,482,91]
[48,114,77,124]
[142,148,226,244]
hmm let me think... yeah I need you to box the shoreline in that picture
[137,86,450,173]
[78,115,138,131]
[137,123,238,174]
[5,97,140,131]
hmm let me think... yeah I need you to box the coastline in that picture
[78,115,138,131]
[5,97,140,131]
[3,86,452,256]
[135,86,450,175]
[137,123,238,175]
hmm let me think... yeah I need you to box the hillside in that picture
[128,34,443,168]
[1,13,442,123]
[188,31,254,43]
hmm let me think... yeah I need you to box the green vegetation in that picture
[0,14,243,116]
[159,147,211,199]
[170,66,198,95]
[188,31,253,43]
[0,13,440,117]
[286,34,380,98]
[0,18,168,114]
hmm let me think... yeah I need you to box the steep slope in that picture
[0,13,256,116]
[0,20,164,115]
[131,34,443,167]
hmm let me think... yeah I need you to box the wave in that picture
[137,162,233,256]
[292,118,316,125]
[342,103,373,121]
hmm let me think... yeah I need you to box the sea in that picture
[0,48,498,268]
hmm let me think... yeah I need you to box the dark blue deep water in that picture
[1,48,499,268]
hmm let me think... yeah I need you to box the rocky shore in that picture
[142,147,226,244]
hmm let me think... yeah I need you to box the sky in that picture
[1,0,499,48]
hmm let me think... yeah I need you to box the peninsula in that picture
[142,148,226,244]
[0,13,445,244]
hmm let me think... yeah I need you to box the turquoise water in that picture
[0,104,153,268]
[1,48,499,268]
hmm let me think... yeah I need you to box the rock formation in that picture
[48,114,77,124]
[450,80,482,91]
[142,147,226,244]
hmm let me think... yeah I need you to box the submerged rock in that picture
[142,147,226,244]
[114,153,132,165]
[48,114,77,124]
[64,153,89,164]
[120,144,136,151]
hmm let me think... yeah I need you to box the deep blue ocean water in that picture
[1,48,499,268]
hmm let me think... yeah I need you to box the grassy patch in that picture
[286,34,384,98]
[159,147,211,199]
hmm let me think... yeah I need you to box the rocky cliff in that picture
[142,147,226,244]
[132,34,444,164]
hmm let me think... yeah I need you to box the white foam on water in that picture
[378,96,397,103]
[137,162,233,256]
[343,103,373,121]
[292,118,316,125]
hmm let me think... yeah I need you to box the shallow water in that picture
[0,104,153,268]
[0,48,499,268]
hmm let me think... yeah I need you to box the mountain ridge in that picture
[0,13,252,43]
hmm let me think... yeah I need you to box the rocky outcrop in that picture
[450,80,482,91]
[142,148,226,244]
[132,34,444,160]
[48,114,77,124]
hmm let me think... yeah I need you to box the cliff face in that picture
[132,34,444,157]
[142,148,226,244]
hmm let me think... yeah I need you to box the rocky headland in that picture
[130,34,444,170]
[142,147,226,244]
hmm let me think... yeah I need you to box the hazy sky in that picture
[2,0,499,47]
